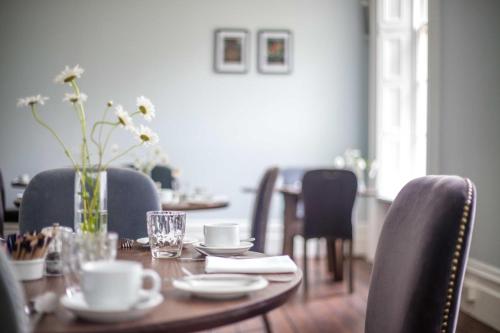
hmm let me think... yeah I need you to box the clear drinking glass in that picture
[60,230,118,297]
[147,211,186,259]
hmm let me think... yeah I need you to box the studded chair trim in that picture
[440,178,475,333]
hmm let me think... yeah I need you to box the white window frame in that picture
[372,0,428,201]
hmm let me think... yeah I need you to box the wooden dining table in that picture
[24,248,302,333]
[161,200,229,211]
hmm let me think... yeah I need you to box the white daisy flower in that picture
[54,65,85,84]
[136,96,156,121]
[63,92,87,104]
[135,124,159,146]
[17,95,49,108]
[114,105,134,131]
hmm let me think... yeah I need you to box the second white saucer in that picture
[193,241,253,256]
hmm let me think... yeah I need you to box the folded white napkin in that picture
[205,255,298,274]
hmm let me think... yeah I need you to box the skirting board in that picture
[185,218,367,257]
[461,258,500,331]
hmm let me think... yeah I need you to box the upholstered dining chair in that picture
[301,169,358,293]
[365,176,476,333]
[19,168,160,239]
[0,169,5,237]
[151,165,174,189]
[250,167,280,254]
[0,250,29,333]
[0,169,20,236]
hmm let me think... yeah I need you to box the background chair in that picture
[250,167,279,254]
[151,165,174,189]
[0,176,4,237]
[0,250,29,333]
[365,176,476,333]
[0,169,20,236]
[301,169,357,293]
[19,168,160,239]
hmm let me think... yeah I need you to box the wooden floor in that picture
[199,257,499,333]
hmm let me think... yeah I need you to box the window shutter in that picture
[376,0,413,199]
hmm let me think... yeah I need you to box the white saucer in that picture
[194,241,253,256]
[172,274,268,299]
[136,237,198,248]
[136,237,150,247]
[60,291,164,323]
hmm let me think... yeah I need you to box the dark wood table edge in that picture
[161,201,229,211]
[136,275,300,333]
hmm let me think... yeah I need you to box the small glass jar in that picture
[42,223,73,276]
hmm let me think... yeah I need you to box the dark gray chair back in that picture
[250,167,279,253]
[302,169,357,239]
[151,165,173,189]
[365,176,476,333]
[19,168,160,239]
[0,170,4,237]
[0,250,29,333]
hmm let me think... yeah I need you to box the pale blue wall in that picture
[0,0,368,220]
[437,0,500,267]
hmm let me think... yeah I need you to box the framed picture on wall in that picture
[258,30,293,74]
[214,29,249,73]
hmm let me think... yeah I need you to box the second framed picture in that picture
[258,30,293,74]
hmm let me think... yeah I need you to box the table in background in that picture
[24,248,301,333]
[161,200,229,211]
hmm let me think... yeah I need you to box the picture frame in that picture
[213,29,249,74]
[258,30,293,74]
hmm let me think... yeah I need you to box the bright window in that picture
[374,0,428,200]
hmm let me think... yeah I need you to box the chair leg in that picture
[303,237,308,294]
[326,237,334,273]
[349,239,354,294]
[262,313,273,333]
[334,239,344,281]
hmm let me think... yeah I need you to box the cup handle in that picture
[141,269,161,298]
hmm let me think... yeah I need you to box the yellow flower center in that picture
[118,117,126,126]
[28,101,37,106]
[70,97,78,103]
[64,75,76,83]
[140,134,150,142]
[139,105,148,114]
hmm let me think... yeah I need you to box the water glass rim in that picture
[146,210,186,217]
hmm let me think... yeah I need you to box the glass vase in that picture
[74,169,108,234]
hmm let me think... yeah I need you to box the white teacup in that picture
[203,223,240,248]
[81,260,161,311]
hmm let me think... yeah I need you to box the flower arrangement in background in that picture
[17,65,160,233]
[334,148,378,191]
[133,146,171,176]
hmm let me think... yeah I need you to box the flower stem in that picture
[30,106,77,168]
[70,80,93,229]
[103,144,142,169]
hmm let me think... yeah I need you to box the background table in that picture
[24,248,301,333]
[161,200,229,211]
